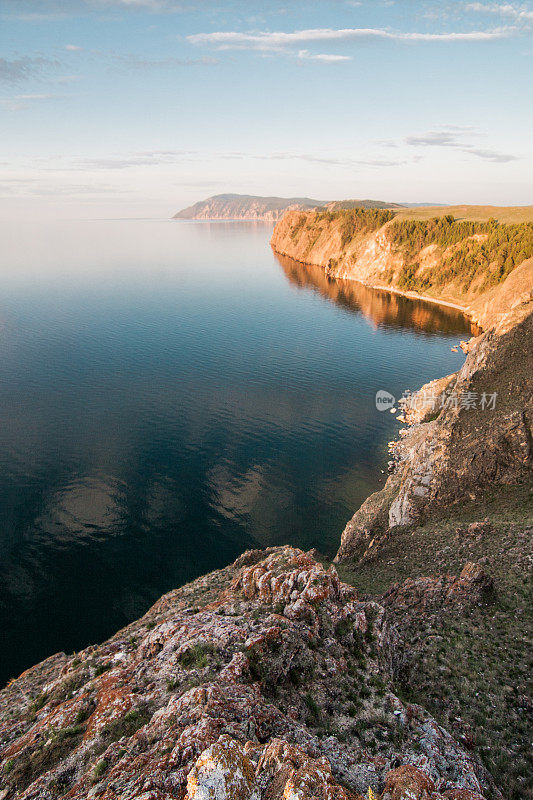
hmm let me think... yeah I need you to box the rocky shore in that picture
[336,311,533,561]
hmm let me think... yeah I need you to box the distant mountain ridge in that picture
[173,194,324,221]
[173,193,407,221]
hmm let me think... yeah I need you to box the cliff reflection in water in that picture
[275,253,479,337]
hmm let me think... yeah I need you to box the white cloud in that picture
[187,26,509,52]
[296,49,352,62]
[65,44,82,51]
[467,2,533,16]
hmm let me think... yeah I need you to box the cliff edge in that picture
[336,310,533,560]
[0,547,496,800]
[271,206,533,331]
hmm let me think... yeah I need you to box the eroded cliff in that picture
[336,311,533,560]
[271,207,533,331]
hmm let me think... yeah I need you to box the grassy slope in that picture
[335,485,533,800]
[394,205,533,224]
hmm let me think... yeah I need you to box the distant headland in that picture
[173,193,414,222]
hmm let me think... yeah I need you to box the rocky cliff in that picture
[0,547,496,800]
[271,207,533,331]
[336,311,533,561]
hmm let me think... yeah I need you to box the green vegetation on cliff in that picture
[391,216,533,292]
[336,485,533,800]
[316,208,396,247]
[289,208,396,243]
[271,205,533,323]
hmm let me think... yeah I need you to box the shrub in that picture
[303,693,321,724]
[100,705,152,743]
[92,759,108,782]
[178,643,215,670]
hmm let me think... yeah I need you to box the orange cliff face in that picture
[270,209,533,333]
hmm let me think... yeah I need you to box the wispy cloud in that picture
[404,127,518,162]
[258,152,410,169]
[65,44,82,51]
[296,49,352,62]
[1,92,54,111]
[0,56,58,84]
[113,53,218,69]
[70,150,197,169]
[187,26,509,53]
[466,2,533,22]
[0,177,131,199]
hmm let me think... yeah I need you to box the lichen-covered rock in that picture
[381,562,494,615]
[186,735,256,800]
[382,765,435,799]
[0,547,494,800]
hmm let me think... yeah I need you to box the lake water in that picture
[0,219,475,684]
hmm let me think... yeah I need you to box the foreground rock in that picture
[0,548,495,800]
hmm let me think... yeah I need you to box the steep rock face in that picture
[271,211,533,332]
[336,312,533,561]
[0,548,494,800]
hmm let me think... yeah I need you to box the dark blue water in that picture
[0,219,474,684]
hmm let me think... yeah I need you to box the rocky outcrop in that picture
[336,311,533,561]
[382,563,494,615]
[0,547,495,800]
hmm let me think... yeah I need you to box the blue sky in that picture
[1,0,532,217]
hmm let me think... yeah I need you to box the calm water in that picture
[0,219,474,684]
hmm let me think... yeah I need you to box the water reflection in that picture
[0,219,474,685]
[275,253,479,336]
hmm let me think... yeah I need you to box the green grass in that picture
[100,705,152,743]
[178,642,215,670]
[92,759,108,782]
[303,692,322,725]
[337,484,533,800]
[394,205,533,225]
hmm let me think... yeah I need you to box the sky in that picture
[1,0,532,218]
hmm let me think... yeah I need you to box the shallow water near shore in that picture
[0,219,474,684]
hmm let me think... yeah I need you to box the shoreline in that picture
[270,245,478,326]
